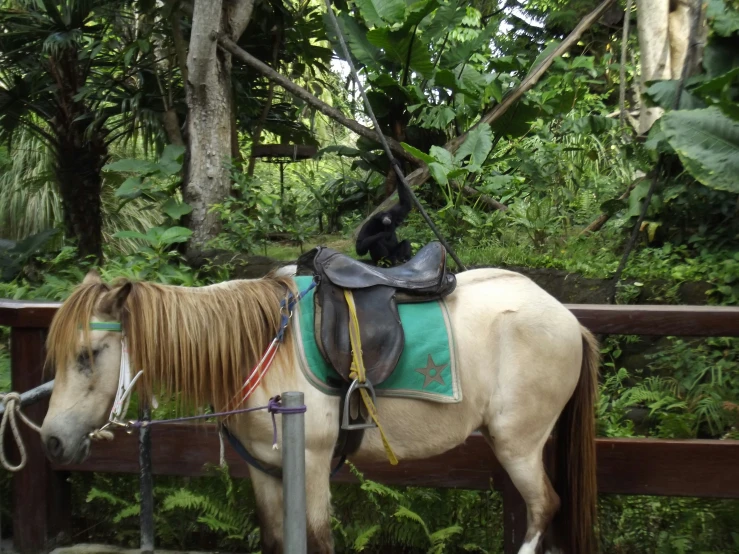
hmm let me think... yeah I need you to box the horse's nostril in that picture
[46,436,63,458]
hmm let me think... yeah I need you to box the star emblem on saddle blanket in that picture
[415,354,447,388]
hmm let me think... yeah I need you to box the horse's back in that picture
[449,267,580,336]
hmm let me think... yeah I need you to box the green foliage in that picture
[598,335,739,440]
[114,226,192,250]
[660,107,739,193]
[598,495,739,553]
[354,0,408,28]
[454,124,493,169]
[330,463,502,553]
[707,0,739,37]
[0,228,58,281]
[103,145,190,221]
[210,170,289,255]
[76,466,260,551]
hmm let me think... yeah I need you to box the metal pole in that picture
[281,391,307,554]
[0,380,54,417]
[139,406,155,554]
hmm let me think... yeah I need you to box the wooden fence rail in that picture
[2,299,739,554]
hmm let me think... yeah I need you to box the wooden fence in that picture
[2,299,739,554]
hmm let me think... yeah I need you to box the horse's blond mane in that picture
[46,281,112,379]
[47,275,297,412]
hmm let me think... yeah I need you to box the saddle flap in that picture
[314,284,403,385]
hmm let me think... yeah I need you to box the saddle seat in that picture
[297,242,457,387]
[316,241,452,295]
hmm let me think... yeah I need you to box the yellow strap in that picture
[344,290,398,465]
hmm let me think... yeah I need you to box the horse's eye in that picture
[77,347,104,374]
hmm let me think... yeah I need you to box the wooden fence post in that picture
[10,327,71,553]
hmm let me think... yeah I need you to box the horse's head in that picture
[41,270,131,465]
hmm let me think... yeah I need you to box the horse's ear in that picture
[98,282,132,317]
[82,270,102,286]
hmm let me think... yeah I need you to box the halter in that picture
[87,321,143,439]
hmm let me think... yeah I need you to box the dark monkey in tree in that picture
[356,180,413,266]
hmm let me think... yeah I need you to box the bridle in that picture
[86,321,143,439]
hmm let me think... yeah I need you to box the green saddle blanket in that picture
[291,276,462,403]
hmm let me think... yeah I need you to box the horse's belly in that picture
[351,397,484,463]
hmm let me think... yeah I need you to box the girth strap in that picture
[220,423,347,479]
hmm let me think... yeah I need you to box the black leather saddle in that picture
[297,241,457,387]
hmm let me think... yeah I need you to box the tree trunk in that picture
[635,0,705,134]
[162,108,184,146]
[635,0,672,134]
[183,0,253,257]
[55,129,108,263]
[49,50,108,262]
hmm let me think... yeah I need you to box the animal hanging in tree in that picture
[355,179,413,266]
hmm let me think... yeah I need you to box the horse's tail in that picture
[554,325,599,554]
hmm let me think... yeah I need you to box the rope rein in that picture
[0,392,42,472]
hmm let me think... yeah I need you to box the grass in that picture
[263,235,355,261]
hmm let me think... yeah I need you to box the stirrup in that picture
[341,379,378,431]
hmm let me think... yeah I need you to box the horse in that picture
[39,263,599,554]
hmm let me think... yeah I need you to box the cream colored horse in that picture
[40,268,599,554]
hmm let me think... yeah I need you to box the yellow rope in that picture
[344,290,398,465]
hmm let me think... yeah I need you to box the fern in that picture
[113,504,140,523]
[86,487,129,506]
[360,478,404,502]
[160,487,253,540]
[353,524,380,551]
[429,525,464,553]
[394,506,431,538]
[196,514,242,537]
[461,543,489,552]
[161,488,204,511]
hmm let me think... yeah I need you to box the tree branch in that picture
[217,36,421,165]
[446,0,618,153]
[224,0,255,39]
[247,25,281,176]
[352,0,617,236]
[619,0,633,126]
[580,175,644,234]
[169,5,189,84]
[463,185,508,211]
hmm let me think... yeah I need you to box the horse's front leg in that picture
[305,450,335,553]
[249,452,335,554]
[249,469,284,554]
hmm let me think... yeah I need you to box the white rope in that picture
[0,392,42,472]
[218,427,226,468]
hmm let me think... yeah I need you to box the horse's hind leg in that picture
[491,436,560,554]
[484,367,574,552]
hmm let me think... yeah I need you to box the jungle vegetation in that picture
[1,0,738,552]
